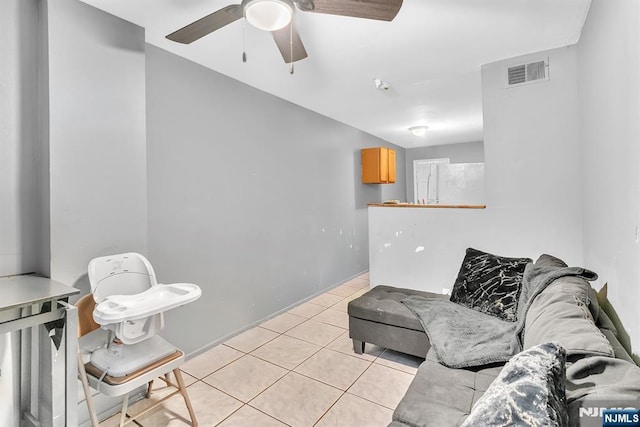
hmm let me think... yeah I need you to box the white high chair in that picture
[78,252,201,426]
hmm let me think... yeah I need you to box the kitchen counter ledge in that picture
[368,203,486,209]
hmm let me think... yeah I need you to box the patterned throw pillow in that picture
[450,248,531,322]
[461,342,568,427]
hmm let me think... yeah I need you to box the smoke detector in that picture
[373,78,391,91]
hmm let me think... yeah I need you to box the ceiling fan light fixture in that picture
[409,126,429,137]
[245,0,293,31]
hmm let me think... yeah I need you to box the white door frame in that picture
[413,158,449,204]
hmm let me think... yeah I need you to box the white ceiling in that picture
[78,0,591,149]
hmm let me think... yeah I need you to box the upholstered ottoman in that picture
[348,285,447,358]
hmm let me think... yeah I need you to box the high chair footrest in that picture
[86,350,182,385]
[89,335,178,377]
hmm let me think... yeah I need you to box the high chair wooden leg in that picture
[78,353,100,427]
[146,380,154,398]
[119,393,129,427]
[174,369,198,426]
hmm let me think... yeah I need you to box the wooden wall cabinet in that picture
[361,147,396,184]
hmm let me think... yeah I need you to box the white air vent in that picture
[506,58,549,87]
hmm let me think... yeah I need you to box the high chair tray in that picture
[93,282,201,324]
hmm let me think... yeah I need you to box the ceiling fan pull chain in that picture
[289,21,294,74]
[242,17,247,63]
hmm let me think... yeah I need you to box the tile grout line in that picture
[304,297,397,426]
[249,339,325,373]
[241,293,359,426]
[234,311,337,425]
[214,400,293,427]
[309,307,375,426]
[123,277,373,426]
[344,361,402,411]
[180,344,245,380]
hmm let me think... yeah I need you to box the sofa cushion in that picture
[601,329,635,364]
[566,355,640,425]
[461,342,568,427]
[392,349,503,427]
[596,283,633,356]
[596,309,618,336]
[450,248,531,322]
[524,279,614,357]
[586,286,601,324]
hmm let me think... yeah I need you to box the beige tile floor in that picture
[104,273,422,427]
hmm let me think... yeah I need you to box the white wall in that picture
[370,46,584,292]
[145,45,406,354]
[373,2,640,356]
[47,0,147,291]
[404,141,484,202]
[482,47,582,217]
[578,0,640,352]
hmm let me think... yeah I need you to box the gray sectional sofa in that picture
[355,254,640,427]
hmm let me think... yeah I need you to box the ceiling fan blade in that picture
[166,4,243,44]
[272,23,308,63]
[300,0,403,21]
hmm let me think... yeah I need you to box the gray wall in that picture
[47,0,148,291]
[47,1,149,423]
[404,141,484,202]
[578,0,640,353]
[0,1,47,424]
[0,0,48,277]
[145,45,405,354]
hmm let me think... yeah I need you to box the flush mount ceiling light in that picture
[244,0,293,31]
[374,78,391,90]
[409,125,429,136]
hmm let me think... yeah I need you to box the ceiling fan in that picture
[166,0,403,65]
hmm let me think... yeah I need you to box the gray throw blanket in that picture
[402,265,597,368]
